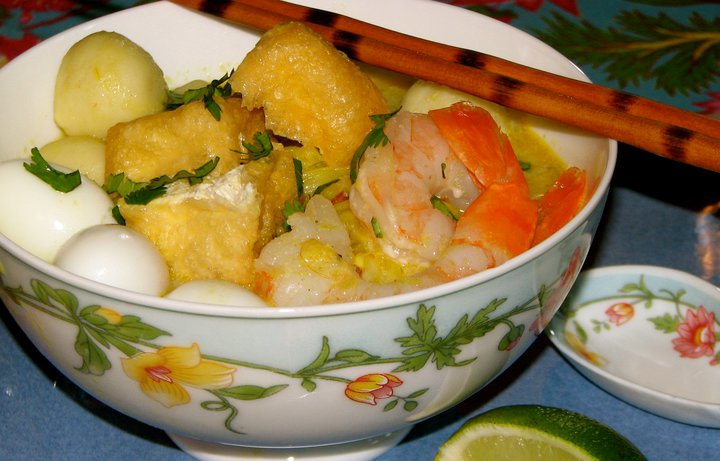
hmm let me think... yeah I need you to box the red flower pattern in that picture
[605,302,634,326]
[450,0,579,16]
[0,0,77,23]
[0,33,40,62]
[530,246,584,335]
[672,306,717,360]
[345,373,403,405]
[0,0,84,65]
[694,92,720,116]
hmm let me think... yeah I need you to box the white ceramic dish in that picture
[547,265,720,428]
[0,1,615,460]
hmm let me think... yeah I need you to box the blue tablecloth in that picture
[1,1,719,460]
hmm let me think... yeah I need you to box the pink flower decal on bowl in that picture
[672,306,717,360]
[122,343,235,407]
[345,373,403,405]
[531,245,586,335]
[605,302,634,326]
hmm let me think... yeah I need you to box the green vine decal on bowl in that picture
[562,275,720,367]
[1,274,562,435]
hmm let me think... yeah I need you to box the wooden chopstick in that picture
[171,0,720,173]
[228,0,720,141]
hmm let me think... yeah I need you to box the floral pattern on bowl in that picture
[547,265,720,428]
[1,263,573,438]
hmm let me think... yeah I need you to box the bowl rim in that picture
[0,0,617,319]
[547,264,720,408]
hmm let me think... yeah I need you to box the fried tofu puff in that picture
[118,166,261,289]
[231,22,388,167]
[107,96,295,289]
[105,97,265,182]
[117,148,296,290]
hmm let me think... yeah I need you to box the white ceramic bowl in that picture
[0,1,615,459]
[547,265,720,428]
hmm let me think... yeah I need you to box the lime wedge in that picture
[435,405,647,461]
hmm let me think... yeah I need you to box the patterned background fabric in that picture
[0,2,718,460]
[2,0,719,114]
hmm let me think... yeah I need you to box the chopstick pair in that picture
[172,0,720,173]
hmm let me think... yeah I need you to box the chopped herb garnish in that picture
[166,71,234,121]
[430,195,460,221]
[281,198,306,231]
[24,147,81,193]
[370,217,383,238]
[104,157,219,206]
[350,108,401,183]
[280,170,342,231]
[111,205,126,225]
[292,157,304,198]
[519,160,532,171]
[239,131,273,161]
[313,178,339,196]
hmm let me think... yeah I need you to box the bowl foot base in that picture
[167,427,412,461]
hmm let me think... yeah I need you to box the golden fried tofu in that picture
[118,147,298,289]
[231,22,388,167]
[118,166,261,289]
[105,97,265,182]
[244,147,298,251]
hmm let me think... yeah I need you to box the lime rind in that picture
[435,405,647,461]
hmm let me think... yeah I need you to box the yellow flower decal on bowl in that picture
[565,331,608,367]
[94,306,124,325]
[122,343,235,407]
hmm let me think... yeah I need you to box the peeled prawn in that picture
[429,102,528,193]
[254,102,585,306]
[349,110,480,269]
[351,102,537,276]
[254,195,403,306]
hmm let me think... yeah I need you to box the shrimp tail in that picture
[455,182,538,264]
[532,166,588,244]
[428,101,529,193]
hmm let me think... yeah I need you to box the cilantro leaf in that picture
[104,157,219,206]
[371,217,383,238]
[313,179,339,196]
[350,108,400,183]
[23,147,82,193]
[167,71,234,121]
[239,131,273,161]
[292,158,304,198]
[279,166,341,232]
[430,196,460,221]
[281,198,306,231]
[111,206,126,225]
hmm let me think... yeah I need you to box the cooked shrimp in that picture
[429,101,529,193]
[254,102,584,306]
[429,182,538,283]
[351,102,536,276]
[532,166,588,244]
[349,110,480,269]
[254,195,403,306]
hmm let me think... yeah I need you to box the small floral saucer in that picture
[547,265,720,427]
